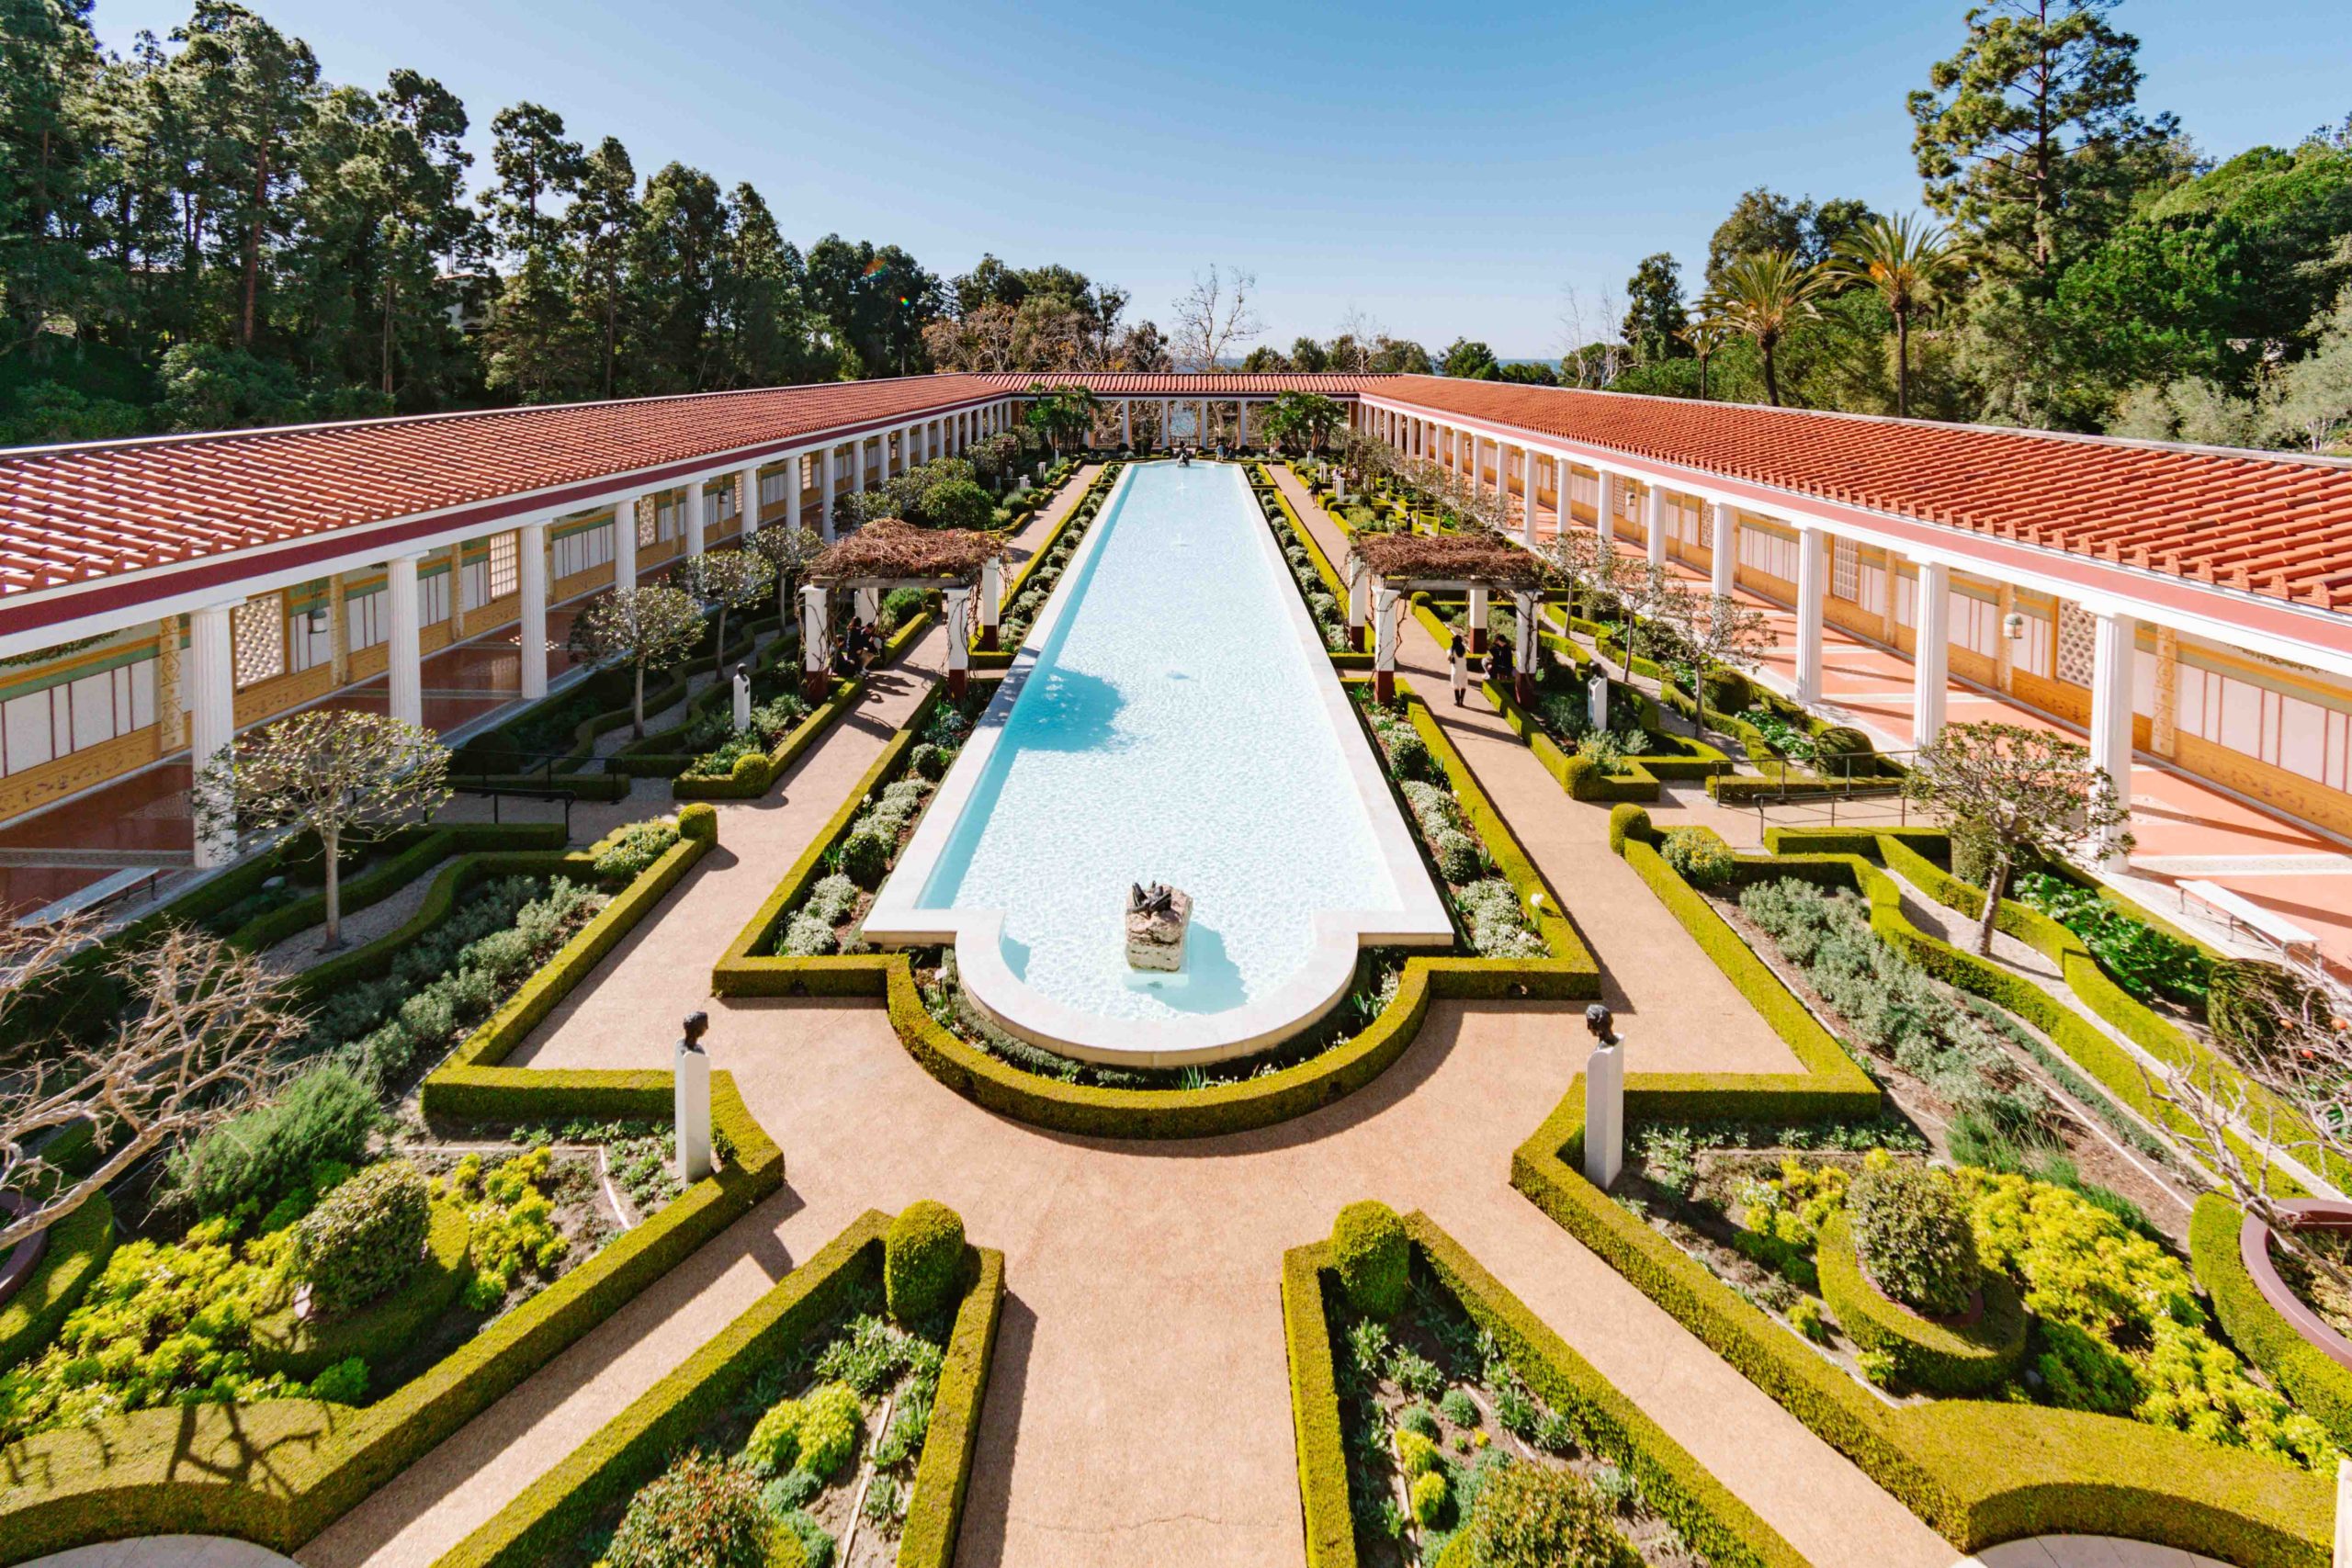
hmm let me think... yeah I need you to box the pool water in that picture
[867,462,1448,1059]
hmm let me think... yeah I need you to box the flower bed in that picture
[1285,1207,1807,1568]
[992,462,1121,648]
[435,1205,1002,1568]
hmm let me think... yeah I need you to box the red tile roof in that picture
[976,372,1380,395]
[1374,377,2352,613]
[0,374,1004,598]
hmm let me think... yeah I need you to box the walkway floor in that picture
[299,473,1947,1568]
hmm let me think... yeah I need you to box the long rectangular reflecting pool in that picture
[862,461,1452,1066]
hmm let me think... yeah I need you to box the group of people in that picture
[829,615,883,682]
[1447,627,1515,706]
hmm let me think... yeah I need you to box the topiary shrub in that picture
[1659,827,1738,888]
[1450,1461,1637,1568]
[1950,818,2000,887]
[607,1449,775,1568]
[1330,1200,1409,1319]
[677,801,718,843]
[1701,667,1752,716]
[1847,1162,1979,1317]
[1814,725,1872,761]
[2208,958,2312,1066]
[884,1199,967,1321]
[838,827,892,887]
[1558,751,1601,801]
[910,742,946,781]
[168,1064,379,1218]
[1605,804,1652,854]
[288,1159,431,1319]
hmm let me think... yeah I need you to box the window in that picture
[459,554,490,613]
[420,568,451,626]
[636,498,657,549]
[1832,538,1859,602]
[552,520,614,581]
[0,656,157,777]
[232,593,285,689]
[346,585,389,650]
[288,600,334,672]
[489,532,519,602]
[1738,524,1801,583]
[2056,604,2097,686]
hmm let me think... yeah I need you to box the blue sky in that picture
[91,0,2352,358]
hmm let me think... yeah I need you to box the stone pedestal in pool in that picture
[1125,882,1192,972]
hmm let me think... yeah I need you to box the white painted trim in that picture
[863,462,1451,1066]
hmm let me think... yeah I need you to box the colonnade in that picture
[1348,399,2142,866]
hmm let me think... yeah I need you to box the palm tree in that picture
[1701,251,1826,409]
[1825,214,1968,418]
[1677,317,1730,401]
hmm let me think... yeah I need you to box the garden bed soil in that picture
[256,868,442,976]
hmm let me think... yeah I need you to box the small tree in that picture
[1901,721,2135,956]
[1267,391,1346,455]
[752,525,828,628]
[571,584,705,739]
[0,919,301,1253]
[1613,560,1698,680]
[198,710,453,948]
[684,547,776,677]
[1686,592,1774,689]
[1023,382,1098,456]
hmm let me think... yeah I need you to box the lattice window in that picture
[488,533,519,602]
[636,497,657,549]
[2056,603,2097,685]
[1832,539,1859,602]
[232,593,286,689]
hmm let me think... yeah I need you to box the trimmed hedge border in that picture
[1279,1215,1812,1568]
[671,675,864,799]
[0,1193,112,1377]
[1501,818,2337,1566]
[986,461,1119,636]
[2192,1193,2352,1452]
[0,814,787,1566]
[712,675,1599,1137]
[1473,652,1733,805]
[1814,1210,2028,1396]
[431,1212,1004,1568]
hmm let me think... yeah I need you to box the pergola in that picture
[1346,531,1548,704]
[804,519,1010,698]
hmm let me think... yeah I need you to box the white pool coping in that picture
[861,462,1453,1066]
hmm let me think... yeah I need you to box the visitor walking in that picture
[1489,634,1514,697]
[1449,629,1467,706]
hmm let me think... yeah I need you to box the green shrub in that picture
[606,1450,774,1568]
[797,1382,863,1478]
[1431,827,1482,885]
[2012,872,2211,1006]
[1659,828,1738,889]
[838,828,892,887]
[1847,1163,1978,1317]
[885,1200,967,1321]
[879,586,926,634]
[288,1159,431,1318]
[1814,725,1871,761]
[1451,1461,1637,1568]
[1606,804,1652,853]
[1331,1201,1410,1318]
[2209,959,2310,1065]
[910,742,946,781]
[1410,1468,1448,1525]
[1701,668,1751,715]
[1559,750,1601,800]
[677,802,718,843]
[168,1065,378,1218]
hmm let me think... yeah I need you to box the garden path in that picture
[303,470,1951,1568]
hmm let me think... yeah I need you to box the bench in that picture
[2178,878,2322,966]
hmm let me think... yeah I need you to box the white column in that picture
[799,581,831,697]
[1593,470,1616,555]
[854,585,879,625]
[1709,502,1736,597]
[1794,525,1826,705]
[979,555,1002,649]
[1912,559,1950,750]
[854,438,867,492]
[2089,609,2138,869]
[1468,585,1489,653]
[1374,585,1399,702]
[518,520,548,701]
[1512,591,1536,703]
[1521,449,1539,548]
[1197,400,1207,446]
[820,446,837,539]
[1123,401,1133,448]
[944,586,973,696]
[1584,1034,1624,1189]
[613,494,639,590]
[1161,399,1171,448]
[741,467,762,537]
[387,552,425,727]
[187,603,238,870]
[684,484,706,558]
[673,1027,711,1185]
[1644,486,1668,568]
[1346,556,1370,649]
